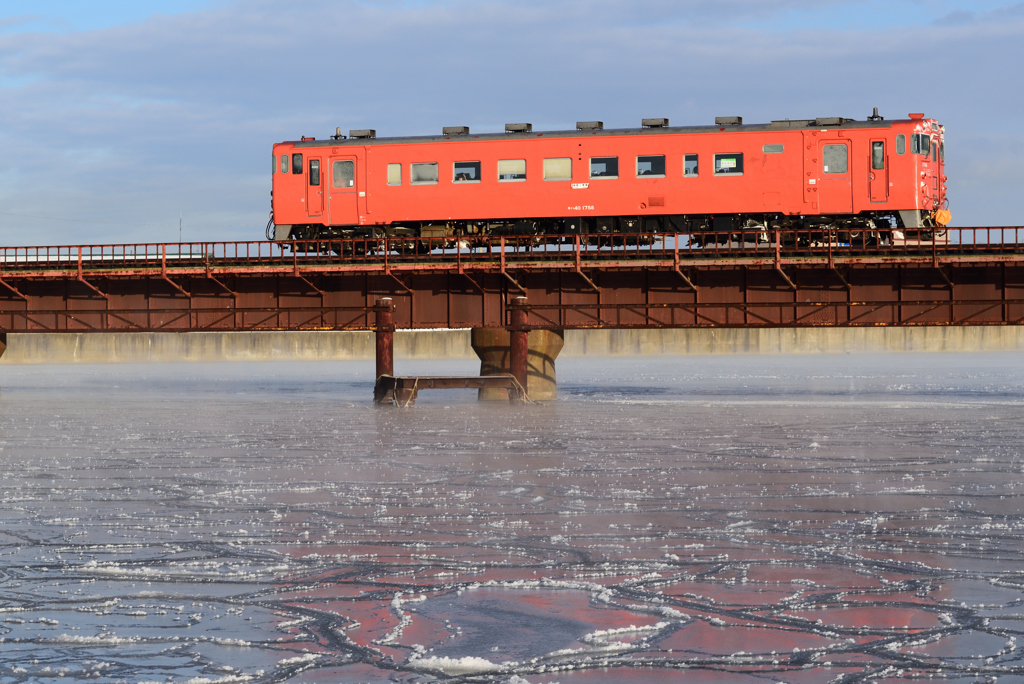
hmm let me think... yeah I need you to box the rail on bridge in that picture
[0,227,1021,401]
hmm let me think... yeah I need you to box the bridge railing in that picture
[0,227,1020,274]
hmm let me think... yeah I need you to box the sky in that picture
[0,0,1021,245]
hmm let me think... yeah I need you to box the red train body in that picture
[269,110,947,242]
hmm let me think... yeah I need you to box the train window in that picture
[932,143,937,163]
[683,154,698,177]
[334,160,355,188]
[411,162,439,185]
[636,155,665,177]
[498,159,526,182]
[921,135,931,157]
[940,141,944,162]
[280,155,289,174]
[872,141,885,170]
[272,155,277,174]
[309,159,320,186]
[387,163,401,186]
[822,145,847,174]
[453,161,481,183]
[590,157,618,179]
[543,158,572,181]
[713,153,743,175]
[762,144,784,154]
[896,134,906,155]
[292,153,303,175]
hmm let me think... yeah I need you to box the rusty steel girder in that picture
[0,230,1021,332]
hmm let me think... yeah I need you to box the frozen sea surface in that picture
[1,353,1023,683]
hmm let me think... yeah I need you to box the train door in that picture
[869,139,888,202]
[817,140,853,213]
[328,157,358,226]
[306,157,323,217]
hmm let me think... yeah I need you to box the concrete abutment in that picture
[470,327,564,401]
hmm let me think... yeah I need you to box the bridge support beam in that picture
[374,297,394,374]
[471,326,564,403]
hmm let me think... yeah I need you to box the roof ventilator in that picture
[331,127,347,140]
[642,118,669,128]
[505,123,532,133]
[814,117,851,126]
[577,121,603,130]
[715,116,742,125]
[349,129,376,139]
[443,126,470,135]
[867,107,884,121]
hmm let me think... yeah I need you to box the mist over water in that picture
[1,353,1023,683]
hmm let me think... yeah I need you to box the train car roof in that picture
[284,117,919,149]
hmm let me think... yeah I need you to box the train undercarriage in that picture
[271,210,945,252]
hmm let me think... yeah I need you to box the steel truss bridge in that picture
[0,227,1021,333]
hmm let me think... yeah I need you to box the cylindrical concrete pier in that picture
[471,327,564,402]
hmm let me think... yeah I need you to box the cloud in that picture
[0,0,1020,244]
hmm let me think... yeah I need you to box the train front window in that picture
[872,141,885,170]
[411,162,439,185]
[713,153,743,175]
[334,160,355,188]
[498,159,526,182]
[309,159,320,186]
[590,157,618,179]
[921,135,931,157]
[636,155,665,178]
[453,161,481,183]
[291,153,303,175]
[683,154,698,176]
[940,141,945,162]
[543,158,572,181]
[280,155,289,173]
[822,145,847,174]
[932,143,937,163]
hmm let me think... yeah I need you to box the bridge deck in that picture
[0,228,1021,332]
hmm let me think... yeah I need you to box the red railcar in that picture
[269,110,948,243]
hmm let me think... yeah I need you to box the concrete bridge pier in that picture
[471,301,564,401]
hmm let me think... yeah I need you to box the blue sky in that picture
[0,0,1021,244]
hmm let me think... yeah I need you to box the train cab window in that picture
[636,155,665,177]
[543,158,572,181]
[453,161,481,183]
[411,162,439,185]
[309,159,320,186]
[280,154,289,174]
[940,141,944,162]
[896,134,906,155]
[387,163,401,186]
[822,145,847,174]
[498,159,526,182]
[932,143,937,163]
[683,154,698,177]
[713,153,743,175]
[911,134,931,157]
[590,156,618,179]
[291,153,303,175]
[334,160,355,188]
[762,144,784,154]
[872,141,885,170]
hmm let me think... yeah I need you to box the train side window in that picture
[498,159,526,182]
[762,144,784,154]
[896,134,906,155]
[683,154,698,177]
[272,155,277,174]
[280,155,289,174]
[590,156,618,179]
[920,135,931,157]
[453,161,481,183]
[291,153,303,175]
[309,159,320,186]
[636,155,665,177]
[713,153,743,175]
[543,158,572,181]
[387,163,401,186]
[411,162,439,185]
[822,145,847,174]
[872,141,885,170]
[334,160,355,188]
